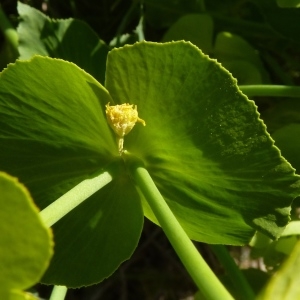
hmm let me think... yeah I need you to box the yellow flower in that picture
[105,103,146,153]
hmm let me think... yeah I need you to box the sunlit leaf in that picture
[1,41,299,288]
[257,240,300,299]
[105,41,300,244]
[0,56,143,287]
[0,56,116,204]
[43,172,143,287]
[0,172,52,299]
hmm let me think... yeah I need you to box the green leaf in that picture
[272,123,300,172]
[42,172,143,287]
[0,39,18,71]
[250,230,299,269]
[0,172,53,299]
[162,14,214,53]
[257,240,300,299]
[213,32,269,84]
[220,60,262,85]
[0,56,116,205]
[105,41,300,244]
[250,221,300,273]
[277,0,300,8]
[0,56,143,287]
[1,41,299,287]
[9,290,38,300]
[214,32,262,66]
[17,2,109,84]
[281,220,300,236]
[274,236,298,255]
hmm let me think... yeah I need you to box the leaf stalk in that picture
[40,170,114,227]
[129,158,234,300]
[240,85,300,98]
[49,285,68,300]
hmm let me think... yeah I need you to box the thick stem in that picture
[49,285,68,300]
[239,85,300,98]
[40,170,113,227]
[210,244,255,300]
[129,161,233,300]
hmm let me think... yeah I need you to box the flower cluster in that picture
[105,103,145,152]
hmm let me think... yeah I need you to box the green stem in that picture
[129,160,233,300]
[210,244,255,300]
[135,4,145,42]
[49,285,68,300]
[40,170,113,227]
[239,85,300,98]
[0,5,18,56]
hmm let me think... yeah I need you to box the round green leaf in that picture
[105,41,300,244]
[213,32,269,84]
[0,56,143,287]
[162,14,214,53]
[0,56,116,206]
[0,172,53,298]
[281,220,300,237]
[214,32,261,65]
[17,2,109,84]
[42,172,143,287]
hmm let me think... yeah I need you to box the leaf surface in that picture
[0,172,52,299]
[257,240,300,300]
[105,41,300,244]
[0,56,116,205]
[0,56,143,286]
[162,14,214,53]
[17,2,109,84]
[42,172,143,287]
